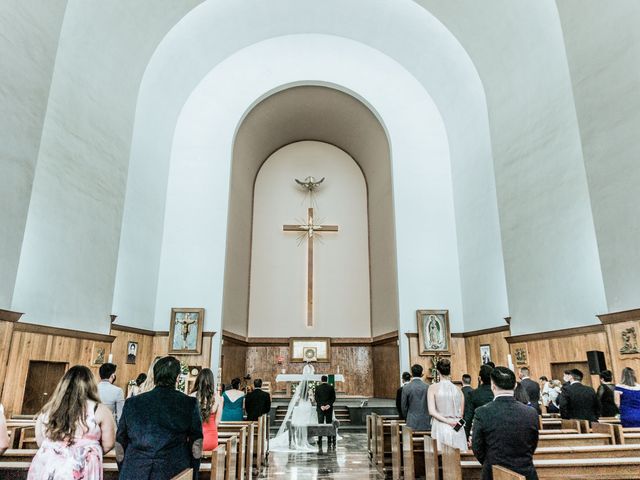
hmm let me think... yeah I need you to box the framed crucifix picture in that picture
[417,309,451,355]
[169,308,204,355]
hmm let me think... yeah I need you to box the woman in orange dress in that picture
[191,368,223,451]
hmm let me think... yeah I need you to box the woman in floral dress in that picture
[28,365,115,480]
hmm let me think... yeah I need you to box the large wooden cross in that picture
[283,207,338,327]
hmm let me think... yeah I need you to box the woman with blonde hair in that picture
[28,365,115,479]
[138,356,162,394]
[191,368,223,451]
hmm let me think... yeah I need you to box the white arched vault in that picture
[125,34,462,375]
[113,0,508,349]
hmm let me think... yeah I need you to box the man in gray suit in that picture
[401,364,431,431]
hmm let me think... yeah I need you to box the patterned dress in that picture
[28,401,103,480]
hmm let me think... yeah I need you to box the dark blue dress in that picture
[116,386,203,479]
[615,384,640,427]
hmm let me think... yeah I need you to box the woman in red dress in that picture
[192,368,223,451]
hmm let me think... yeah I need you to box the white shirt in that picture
[493,392,514,400]
[97,380,125,423]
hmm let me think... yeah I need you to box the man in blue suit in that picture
[116,356,203,479]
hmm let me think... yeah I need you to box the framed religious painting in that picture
[169,308,204,355]
[480,344,492,365]
[290,338,330,362]
[417,309,451,355]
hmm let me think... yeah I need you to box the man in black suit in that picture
[464,364,494,439]
[245,378,271,421]
[116,356,203,480]
[519,367,541,414]
[315,375,336,449]
[396,372,412,419]
[461,373,473,402]
[559,368,600,422]
[472,366,539,480]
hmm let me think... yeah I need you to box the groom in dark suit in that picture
[315,375,336,449]
[472,366,539,480]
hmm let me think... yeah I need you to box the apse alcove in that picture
[220,85,400,398]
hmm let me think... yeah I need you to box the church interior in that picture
[2,1,640,478]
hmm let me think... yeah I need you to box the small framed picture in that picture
[169,308,204,355]
[303,347,318,362]
[92,344,106,366]
[514,346,529,366]
[480,344,492,365]
[126,341,138,364]
[416,310,451,355]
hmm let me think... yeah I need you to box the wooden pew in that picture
[171,469,193,480]
[539,429,578,435]
[423,435,439,480]
[493,466,524,480]
[218,424,252,480]
[444,444,640,479]
[461,444,640,461]
[537,433,612,447]
[560,419,583,433]
[216,432,240,480]
[400,426,431,480]
[372,414,407,477]
[608,423,640,445]
[201,443,227,480]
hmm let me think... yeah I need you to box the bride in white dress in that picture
[270,363,318,452]
[427,358,468,451]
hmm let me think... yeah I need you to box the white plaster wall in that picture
[248,141,371,338]
[0,0,67,308]
[557,1,640,313]
[154,35,462,374]
[117,0,504,339]
[421,0,607,333]
[10,1,200,332]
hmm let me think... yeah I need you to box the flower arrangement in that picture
[430,354,444,383]
[177,361,189,392]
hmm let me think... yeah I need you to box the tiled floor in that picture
[263,433,383,479]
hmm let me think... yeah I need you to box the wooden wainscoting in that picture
[372,332,400,399]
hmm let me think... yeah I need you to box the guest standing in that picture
[615,367,640,427]
[546,380,562,413]
[514,384,533,408]
[428,359,467,450]
[315,375,337,449]
[28,366,116,479]
[461,374,473,406]
[116,356,203,480]
[0,403,10,455]
[192,368,223,451]
[464,365,494,438]
[396,372,412,419]
[97,363,125,423]
[245,378,271,421]
[472,366,539,480]
[401,364,431,431]
[559,369,600,422]
[539,376,550,411]
[221,378,245,421]
[597,370,619,417]
[127,373,147,398]
[518,368,541,413]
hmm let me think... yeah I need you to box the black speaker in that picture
[587,350,606,374]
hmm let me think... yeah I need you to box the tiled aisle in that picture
[263,433,384,479]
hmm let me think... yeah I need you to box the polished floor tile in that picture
[263,433,383,479]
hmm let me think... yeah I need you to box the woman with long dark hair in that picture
[191,368,223,451]
[28,365,115,479]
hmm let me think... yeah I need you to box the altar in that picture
[275,373,344,397]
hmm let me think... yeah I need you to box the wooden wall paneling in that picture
[603,320,640,381]
[244,344,374,396]
[463,330,511,385]
[153,333,213,369]
[372,338,399,399]
[508,329,611,386]
[109,327,155,392]
[0,330,111,416]
[0,320,15,398]
[221,337,248,387]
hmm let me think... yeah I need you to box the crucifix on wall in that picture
[283,178,339,327]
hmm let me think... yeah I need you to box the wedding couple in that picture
[271,365,337,452]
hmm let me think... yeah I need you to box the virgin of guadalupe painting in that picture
[417,310,451,355]
[169,308,204,355]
